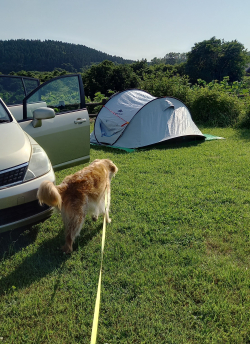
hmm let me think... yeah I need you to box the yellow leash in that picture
[90,189,108,344]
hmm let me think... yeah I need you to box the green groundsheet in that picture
[203,134,225,141]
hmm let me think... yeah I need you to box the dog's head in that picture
[91,159,118,176]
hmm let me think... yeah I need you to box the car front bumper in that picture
[0,167,55,233]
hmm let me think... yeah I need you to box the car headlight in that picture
[24,144,51,181]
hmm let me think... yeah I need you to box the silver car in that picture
[0,74,90,233]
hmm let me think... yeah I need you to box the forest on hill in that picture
[0,39,134,74]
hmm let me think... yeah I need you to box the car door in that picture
[18,74,90,170]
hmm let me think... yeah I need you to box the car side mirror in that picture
[32,107,55,128]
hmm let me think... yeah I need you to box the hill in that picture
[0,39,134,74]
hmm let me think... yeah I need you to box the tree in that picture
[164,52,187,65]
[151,53,187,66]
[185,37,249,83]
[130,59,149,77]
[82,60,140,98]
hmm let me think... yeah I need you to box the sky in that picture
[1,0,250,61]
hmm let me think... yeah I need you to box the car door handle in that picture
[74,118,86,124]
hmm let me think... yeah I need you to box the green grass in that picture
[1,127,250,343]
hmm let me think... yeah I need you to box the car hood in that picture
[0,122,31,171]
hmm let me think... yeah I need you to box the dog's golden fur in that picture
[37,159,118,253]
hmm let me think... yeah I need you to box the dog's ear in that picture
[108,161,118,174]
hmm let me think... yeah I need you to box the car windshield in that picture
[0,102,11,123]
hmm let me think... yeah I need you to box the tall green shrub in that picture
[236,97,250,128]
[140,72,192,105]
[189,88,244,127]
[141,72,245,127]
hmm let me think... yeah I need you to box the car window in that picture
[0,102,11,122]
[23,79,40,95]
[0,77,25,105]
[0,76,40,107]
[27,76,81,119]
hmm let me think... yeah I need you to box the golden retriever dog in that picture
[37,159,118,253]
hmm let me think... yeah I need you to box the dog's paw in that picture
[61,244,73,254]
[92,215,98,222]
[107,218,112,223]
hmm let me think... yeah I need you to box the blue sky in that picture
[1,0,250,61]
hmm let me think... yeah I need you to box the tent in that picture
[90,89,204,149]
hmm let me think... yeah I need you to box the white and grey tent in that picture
[90,89,204,149]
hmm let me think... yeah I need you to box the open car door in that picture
[18,74,90,170]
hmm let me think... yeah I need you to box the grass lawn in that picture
[1,127,250,343]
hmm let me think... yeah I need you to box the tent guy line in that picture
[103,105,129,126]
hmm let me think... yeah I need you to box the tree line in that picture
[0,39,133,74]
[1,38,249,83]
[2,37,250,128]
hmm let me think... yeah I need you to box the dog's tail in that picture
[37,180,62,210]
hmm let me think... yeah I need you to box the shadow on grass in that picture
[91,144,132,154]
[0,225,40,261]
[91,136,205,154]
[142,136,205,151]
[0,221,103,296]
[234,128,250,141]
[34,258,66,344]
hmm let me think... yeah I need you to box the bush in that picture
[85,91,112,114]
[140,72,192,105]
[236,98,250,128]
[9,64,250,127]
[141,73,247,127]
[82,60,140,98]
[189,88,244,127]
